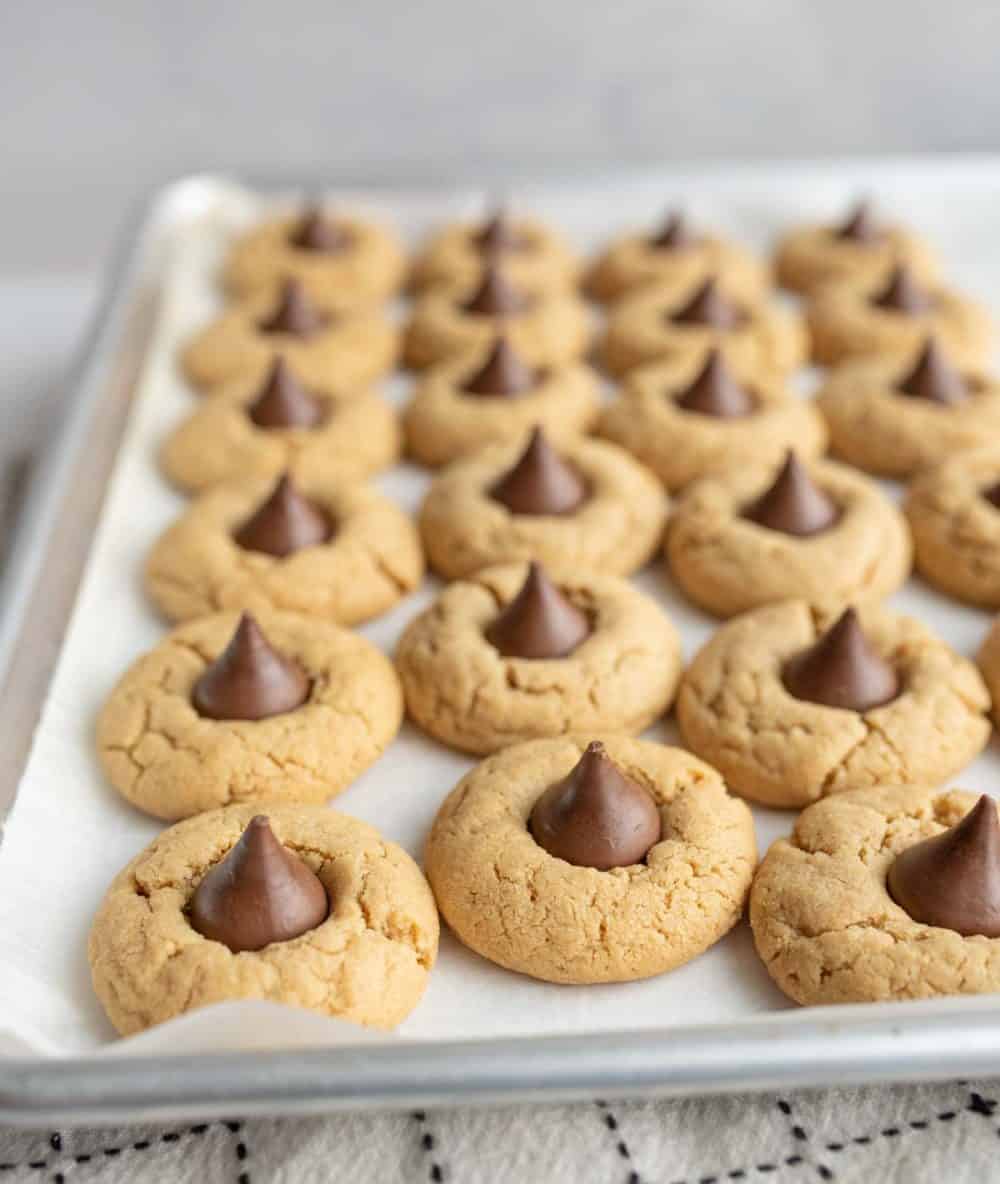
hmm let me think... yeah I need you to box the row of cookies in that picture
[90,206,438,1038]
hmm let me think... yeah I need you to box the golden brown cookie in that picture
[601,276,807,378]
[750,785,1000,1005]
[418,430,667,580]
[89,803,438,1035]
[774,202,939,295]
[677,600,990,808]
[411,210,580,293]
[145,472,423,625]
[425,736,757,983]
[160,361,400,493]
[97,611,403,820]
[598,351,826,491]
[222,207,406,309]
[587,210,770,304]
[807,268,992,366]
[395,562,682,753]
[402,339,600,467]
[905,447,1000,608]
[403,266,591,369]
[181,279,397,395]
[666,454,912,617]
[817,345,1000,478]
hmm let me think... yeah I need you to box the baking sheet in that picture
[3,164,1000,1063]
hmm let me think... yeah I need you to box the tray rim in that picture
[5,163,1000,1125]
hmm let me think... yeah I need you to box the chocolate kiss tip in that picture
[462,265,529,317]
[671,277,744,330]
[888,794,1000,938]
[872,264,933,315]
[782,607,900,713]
[675,349,754,418]
[474,209,524,253]
[248,358,326,429]
[289,206,348,253]
[258,278,328,336]
[191,613,311,722]
[529,740,662,870]
[651,210,697,250]
[189,814,329,953]
[485,561,591,659]
[462,336,536,397]
[897,337,968,405]
[743,451,839,537]
[489,427,588,516]
[837,200,882,244]
[233,472,332,559]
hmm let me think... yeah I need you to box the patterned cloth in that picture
[1,1078,998,1183]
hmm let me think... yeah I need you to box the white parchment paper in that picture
[3,163,1000,1057]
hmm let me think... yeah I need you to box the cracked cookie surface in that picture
[395,562,682,753]
[425,736,756,983]
[403,277,590,369]
[905,446,1000,608]
[676,600,990,808]
[601,281,806,378]
[97,611,403,820]
[418,434,667,580]
[181,294,397,395]
[145,473,423,625]
[411,216,579,293]
[816,354,1000,477]
[403,349,600,467]
[598,354,826,491]
[807,277,993,366]
[160,378,400,493]
[89,802,438,1035]
[222,212,406,308]
[976,617,1000,728]
[750,784,1000,1004]
[666,456,912,617]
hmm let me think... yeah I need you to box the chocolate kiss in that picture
[247,358,326,429]
[530,741,662,870]
[462,265,530,316]
[289,206,349,253]
[489,427,588,516]
[743,451,840,537]
[485,562,591,658]
[671,278,744,330]
[675,349,754,418]
[189,815,329,952]
[897,338,968,406]
[872,265,933,315]
[650,210,698,250]
[782,607,900,712]
[888,795,1000,937]
[192,614,311,721]
[836,200,882,244]
[258,278,328,337]
[462,336,536,397]
[982,482,1000,509]
[233,473,332,558]
[474,209,525,253]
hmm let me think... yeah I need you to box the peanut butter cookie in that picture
[677,601,990,808]
[425,736,756,983]
[396,561,682,753]
[89,803,437,1035]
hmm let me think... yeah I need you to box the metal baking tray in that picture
[4,165,1000,1125]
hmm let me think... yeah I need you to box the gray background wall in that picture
[3,0,1000,271]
